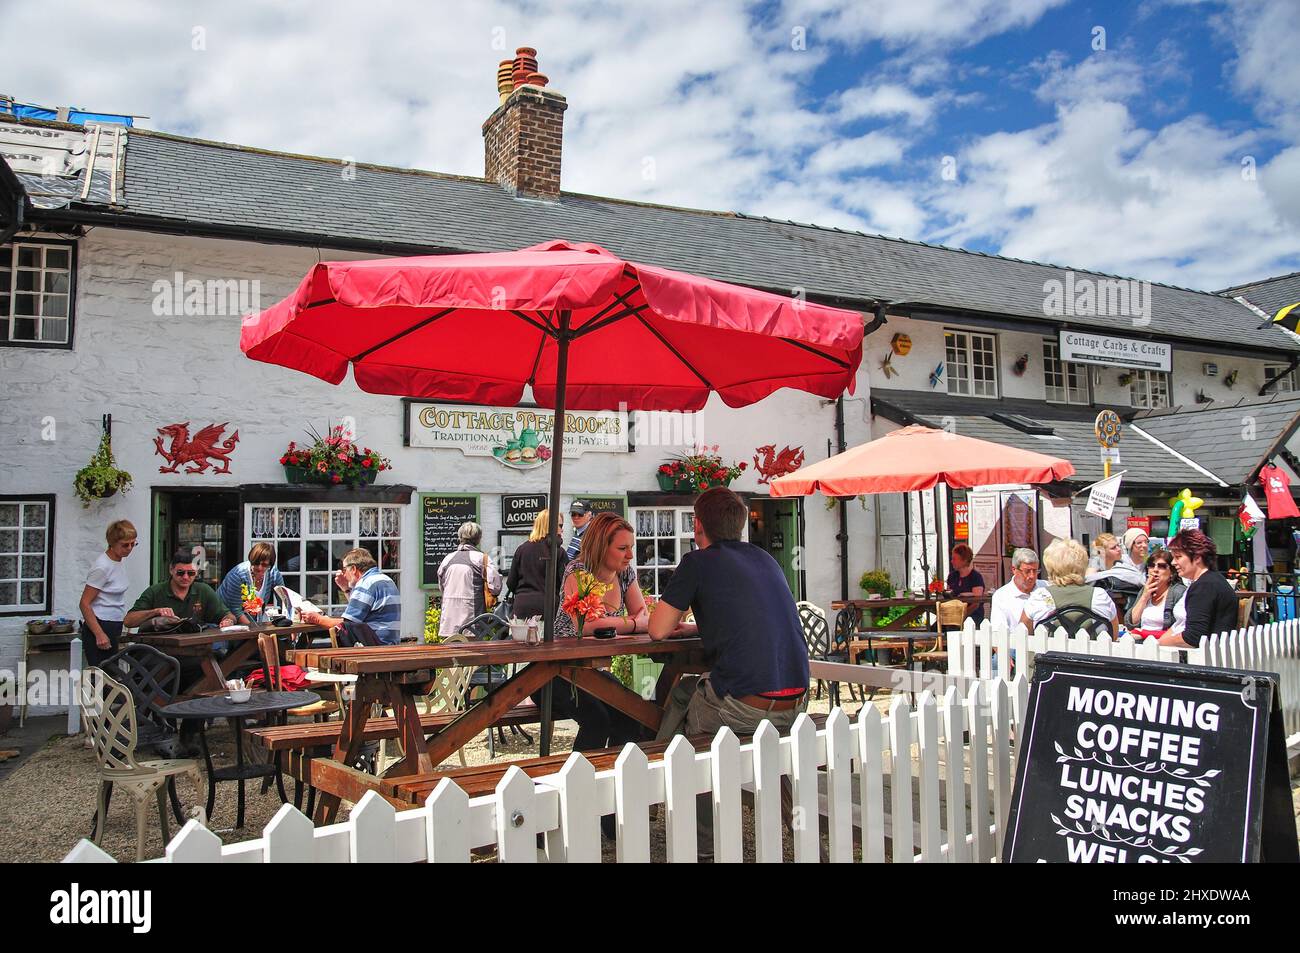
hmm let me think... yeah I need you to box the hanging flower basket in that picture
[279,423,391,488]
[657,446,746,493]
[73,432,133,508]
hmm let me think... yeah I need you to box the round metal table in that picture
[163,690,320,829]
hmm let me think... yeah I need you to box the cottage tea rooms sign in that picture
[408,401,629,470]
[1004,653,1298,863]
[1059,331,1171,372]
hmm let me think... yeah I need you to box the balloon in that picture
[1167,499,1185,540]
[1165,489,1204,537]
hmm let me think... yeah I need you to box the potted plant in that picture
[658,445,747,492]
[279,423,392,488]
[859,569,893,600]
[73,432,133,507]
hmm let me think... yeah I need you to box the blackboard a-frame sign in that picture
[419,493,480,590]
[1004,652,1298,863]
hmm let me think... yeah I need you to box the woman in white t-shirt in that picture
[78,519,139,666]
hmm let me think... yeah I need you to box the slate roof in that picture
[4,114,1298,356]
[1222,272,1300,319]
[872,390,1219,488]
[1129,394,1300,486]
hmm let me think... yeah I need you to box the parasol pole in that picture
[539,310,571,757]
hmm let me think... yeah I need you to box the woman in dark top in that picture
[506,510,563,619]
[946,543,986,625]
[1160,529,1238,648]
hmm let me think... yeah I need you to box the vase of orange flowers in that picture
[240,583,265,621]
[561,570,611,638]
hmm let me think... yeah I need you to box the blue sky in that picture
[5,0,1298,291]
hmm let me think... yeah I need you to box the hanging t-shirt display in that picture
[1259,464,1300,519]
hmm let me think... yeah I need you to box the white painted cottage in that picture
[3,75,1300,711]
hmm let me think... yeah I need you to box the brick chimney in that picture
[483,48,567,200]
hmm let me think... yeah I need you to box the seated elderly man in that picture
[303,547,401,646]
[990,548,1047,633]
[1021,538,1117,637]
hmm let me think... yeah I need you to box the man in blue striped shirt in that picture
[303,548,402,645]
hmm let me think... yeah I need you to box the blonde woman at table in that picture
[78,520,138,667]
[535,513,647,752]
[1085,533,1123,579]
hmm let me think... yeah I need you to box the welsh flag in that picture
[1239,493,1265,538]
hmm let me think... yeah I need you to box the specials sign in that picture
[1005,653,1298,863]
[1059,331,1171,372]
[407,401,629,470]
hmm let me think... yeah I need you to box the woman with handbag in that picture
[437,522,503,638]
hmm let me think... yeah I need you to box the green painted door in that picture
[767,499,803,599]
[151,490,171,584]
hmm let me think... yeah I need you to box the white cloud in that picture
[836,83,938,126]
[780,0,1067,48]
[1217,0,1300,134]
[927,101,1294,289]
[806,132,907,174]
[1032,51,1147,104]
[2,0,1295,292]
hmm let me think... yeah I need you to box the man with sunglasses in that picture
[124,548,235,630]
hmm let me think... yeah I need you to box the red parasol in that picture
[241,239,865,753]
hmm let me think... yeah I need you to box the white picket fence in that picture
[948,617,1300,749]
[64,677,1028,864]
[946,618,1183,680]
[1197,620,1300,746]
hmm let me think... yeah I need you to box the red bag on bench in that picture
[246,663,311,692]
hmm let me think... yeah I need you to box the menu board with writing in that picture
[1005,653,1297,863]
[419,493,480,589]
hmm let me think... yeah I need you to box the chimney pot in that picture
[484,50,566,200]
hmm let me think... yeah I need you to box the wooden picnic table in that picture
[831,594,991,632]
[131,622,330,697]
[290,634,705,823]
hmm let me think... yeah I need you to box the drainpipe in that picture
[836,395,849,600]
[833,304,886,600]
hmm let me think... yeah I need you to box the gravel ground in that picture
[5,686,1298,863]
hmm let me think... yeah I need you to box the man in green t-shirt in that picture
[125,549,235,629]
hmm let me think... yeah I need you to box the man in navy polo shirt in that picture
[649,487,809,741]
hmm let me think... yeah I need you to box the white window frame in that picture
[945,329,998,398]
[0,497,53,615]
[245,503,403,616]
[631,506,697,600]
[1264,364,1299,394]
[1129,369,1171,409]
[1042,338,1091,404]
[1,241,74,346]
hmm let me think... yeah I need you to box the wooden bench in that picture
[245,702,541,811]
[311,712,830,811]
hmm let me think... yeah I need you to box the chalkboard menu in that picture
[419,493,480,589]
[1005,652,1298,863]
[502,493,547,529]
